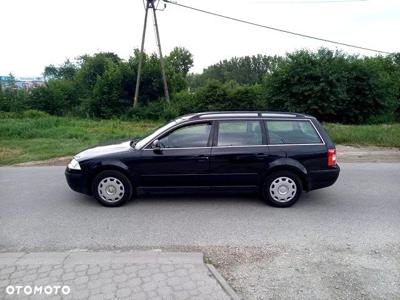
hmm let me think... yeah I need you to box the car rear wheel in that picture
[262,170,302,207]
[92,170,133,207]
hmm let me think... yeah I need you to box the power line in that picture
[162,0,393,55]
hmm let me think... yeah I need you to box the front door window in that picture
[158,123,212,148]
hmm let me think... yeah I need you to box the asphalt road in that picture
[1,163,399,251]
[1,163,399,299]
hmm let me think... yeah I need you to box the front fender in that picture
[99,160,130,172]
[83,159,135,191]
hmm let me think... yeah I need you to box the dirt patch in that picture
[0,147,22,157]
[0,147,23,163]
[14,156,72,167]
[337,145,400,162]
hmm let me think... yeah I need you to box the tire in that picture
[261,170,302,207]
[92,170,133,207]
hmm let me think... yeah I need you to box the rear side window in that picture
[217,121,263,146]
[265,120,322,145]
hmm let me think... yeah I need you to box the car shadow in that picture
[71,187,336,209]
[135,190,261,204]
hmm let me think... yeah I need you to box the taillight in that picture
[327,148,337,167]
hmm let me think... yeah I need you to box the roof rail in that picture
[199,113,258,118]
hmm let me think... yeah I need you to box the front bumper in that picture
[309,165,340,191]
[65,168,91,195]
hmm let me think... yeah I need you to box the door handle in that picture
[256,153,269,160]
[196,155,209,162]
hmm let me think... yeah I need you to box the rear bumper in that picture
[308,165,340,191]
[65,168,91,195]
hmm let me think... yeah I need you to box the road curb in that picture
[0,250,204,265]
[207,263,241,300]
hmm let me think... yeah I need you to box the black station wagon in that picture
[65,112,340,207]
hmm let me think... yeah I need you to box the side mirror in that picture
[152,139,162,153]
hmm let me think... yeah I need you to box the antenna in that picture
[133,0,170,108]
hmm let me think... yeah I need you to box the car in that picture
[65,111,340,207]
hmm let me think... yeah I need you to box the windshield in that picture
[134,116,193,150]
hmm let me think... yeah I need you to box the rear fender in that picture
[261,158,309,190]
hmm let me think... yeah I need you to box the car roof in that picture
[180,111,313,120]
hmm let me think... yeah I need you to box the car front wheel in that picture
[92,170,133,207]
[262,171,302,207]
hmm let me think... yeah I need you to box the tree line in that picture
[1,47,399,124]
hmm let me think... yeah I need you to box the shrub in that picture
[22,110,50,119]
[125,100,171,120]
[264,49,398,124]
[82,63,126,118]
[168,80,265,115]
[26,85,67,115]
[0,88,28,112]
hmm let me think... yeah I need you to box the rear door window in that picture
[217,120,263,146]
[265,120,322,145]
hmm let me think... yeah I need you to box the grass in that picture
[0,115,399,165]
[0,116,161,165]
[323,123,400,148]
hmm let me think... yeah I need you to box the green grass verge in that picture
[323,123,400,148]
[0,116,161,165]
[0,116,399,165]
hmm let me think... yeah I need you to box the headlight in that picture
[68,158,81,170]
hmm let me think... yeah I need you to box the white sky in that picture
[1,0,399,77]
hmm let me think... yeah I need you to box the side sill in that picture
[137,185,258,194]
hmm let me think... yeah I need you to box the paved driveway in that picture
[1,163,399,299]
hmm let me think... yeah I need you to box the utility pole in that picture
[152,2,170,104]
[133,0,170,108]
[133,0,150,108]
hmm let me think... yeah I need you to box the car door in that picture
[209,119,269,188]
[138,121,213,188]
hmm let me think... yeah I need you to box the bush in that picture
[124,100,172,120]
[168,80,265,115]
[0,88,28,112]
[169,90,198,115]
[26,85,65,115]
[81,63,128,118]
[264,49,398,124]
[22,110,50,119]
[0,111,20,119]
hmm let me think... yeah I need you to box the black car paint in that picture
[65,113,340,196]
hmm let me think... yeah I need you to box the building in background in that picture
[0,76,45,89]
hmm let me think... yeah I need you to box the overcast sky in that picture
[1,0,399,77]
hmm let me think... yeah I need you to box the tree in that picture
[166,47,193,76]
[0,74,28,112]
[128,48,193,104]
[44,59,78,80]
[190,55,282,88]
[264,49,396,124]
[75,53,122,92]
[82,63,125,118]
